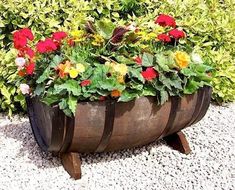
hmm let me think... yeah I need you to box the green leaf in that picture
[118,90,138,102]
[155,54,170,72]
[142,86,156,96]
[59,98,68,110]
[34,84,45,96]
[142,52,154,67]
[183,80,200,94]
[50,55,63,68]
[181,68,197,77]
[160,89,169,105]
[96,19,115,39]
[14,94,25,102]
[128,67,144,83]
[116,56,135,65]
[159,75,172,90]
[41,95,59,105]
[36,67,51,83]
[68,96,77,114]
[1,85,11,101]
[54,80,81,96]
[99,77,125,91]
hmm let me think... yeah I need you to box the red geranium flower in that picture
[19,28,34,41]
[36,38,57,53]
[157,34,171,43]
[13,31,27,49]
[26,62,35,75]
[155,14,176,28]
[134,56,142,65]
[52,31,67,41]
[80,80,91,87]
[13,28,34,50]
[25,47,35,58]
[141,67,158,81]
[169,29,185,39]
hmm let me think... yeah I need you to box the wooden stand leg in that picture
[60,152,81,179]
[164,131,191,155]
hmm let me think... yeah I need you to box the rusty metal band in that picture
[186,87,206,127]
[59,116,75,153]
[192,86,212,125]
[159,96,180,139]
[95,100,116,152]
[48,108,66,152]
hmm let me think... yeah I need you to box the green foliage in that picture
[12,17,211,116]
[0,0,234,115]
[0,49,25,115]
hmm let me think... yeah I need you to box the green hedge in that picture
[0,0,234,114]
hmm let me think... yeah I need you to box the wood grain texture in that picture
[27,87,212,154]
[164,131,191,154]
[60,152,81,179]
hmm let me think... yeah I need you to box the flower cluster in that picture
[155,14,185,43]
[13,14,211,116]
[13,28,36,80]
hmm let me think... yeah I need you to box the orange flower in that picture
[111,90,121,97]
[57,61,71,78]
[18,70,26,77]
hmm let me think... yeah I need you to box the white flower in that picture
[20,84,30,95]
[191,53,203,64]
[15,57,26,69]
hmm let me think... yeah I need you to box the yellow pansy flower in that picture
[76,63,85,73]
[174,51,190,69]
[69,67,79,78]
[92,34,105,46]
[71,30,85,37]
[113,64,128,76]
[117,75,125,84]
[71,30,85,42]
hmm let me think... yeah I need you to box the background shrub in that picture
[0,0,234,114]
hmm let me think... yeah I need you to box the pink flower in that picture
[52,31,67,41]
[15,57,26,69]
[20,84,30,95]
[80,80,91,87]
[157,34,171,42]
[141,67,159,81]
[134,56,142,65]
[155,14,176,28]
[24,47,35,58]
[169,29,185,39]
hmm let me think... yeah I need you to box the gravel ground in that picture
[0,103,234,190]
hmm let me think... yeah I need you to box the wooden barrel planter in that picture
[26,86,212,179]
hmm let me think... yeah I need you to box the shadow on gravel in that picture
[0,119,61,169]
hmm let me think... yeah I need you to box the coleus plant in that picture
[13,14,212,117]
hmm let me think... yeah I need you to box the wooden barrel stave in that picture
[27,87,212,154]
[104,97,171,152]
